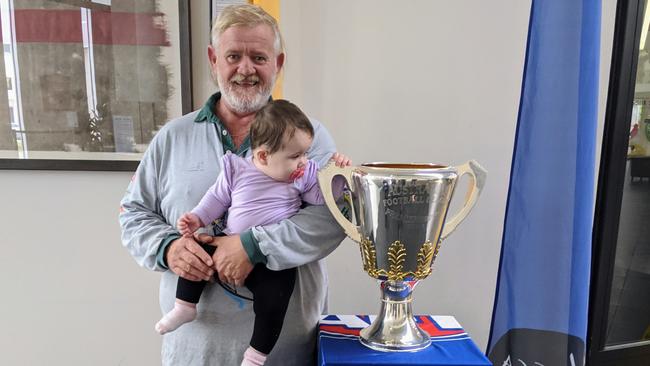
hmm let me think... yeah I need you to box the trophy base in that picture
[359,328,431,352]
[358,281,431,352]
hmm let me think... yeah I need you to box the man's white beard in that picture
[217,72,274,114]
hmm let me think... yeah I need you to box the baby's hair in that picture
[250,100,314,154]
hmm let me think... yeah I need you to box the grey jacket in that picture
[119,110,345,365]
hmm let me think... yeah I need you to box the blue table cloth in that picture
[318,315,492,366]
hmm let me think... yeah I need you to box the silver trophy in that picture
[318,161,486,352]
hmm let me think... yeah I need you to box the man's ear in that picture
[208,45,218,66]
[275,52,285,72]
[207,45,219,81]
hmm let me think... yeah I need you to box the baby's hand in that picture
[177,212,203,237]
[331,152,352,167]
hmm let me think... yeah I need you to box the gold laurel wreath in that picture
[387,241,406,280]
[360,238,440,281]
[360,237,379,278]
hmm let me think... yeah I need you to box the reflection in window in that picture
[606,0,650,347]
[0,0,182,160]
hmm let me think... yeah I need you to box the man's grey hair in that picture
[211,4,284,56]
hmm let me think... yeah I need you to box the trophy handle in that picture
[318,163,362,243]
[440,160,487,241]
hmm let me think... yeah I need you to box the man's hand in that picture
[166,236,214,282]
[197,233,253,287]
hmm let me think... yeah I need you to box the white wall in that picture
[280,0,529,350]
[0,1,617,364]
[191,2,214,111]
[0,171,161,365]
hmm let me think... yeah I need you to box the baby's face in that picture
[264,129,313,182]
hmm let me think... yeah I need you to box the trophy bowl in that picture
[318,160,486,352]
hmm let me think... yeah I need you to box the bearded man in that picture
[119,4,345,365]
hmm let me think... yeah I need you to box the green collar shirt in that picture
[194,92,252,156]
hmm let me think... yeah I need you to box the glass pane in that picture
[606,0,650,347]
[0,0,182,161]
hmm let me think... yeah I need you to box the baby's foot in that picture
[241,347,267,366]
[155,301,197,335]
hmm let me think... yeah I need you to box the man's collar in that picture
[196,92,277,124]
[194,92,222,124]
[194,92,252,155]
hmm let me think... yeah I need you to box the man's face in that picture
[208,24,284,114]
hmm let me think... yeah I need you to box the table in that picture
[318,315,492,366]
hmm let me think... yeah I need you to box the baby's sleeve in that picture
[300,160,326,205]
[191,153,234,225]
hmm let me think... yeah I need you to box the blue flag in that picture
[487,1,600,365]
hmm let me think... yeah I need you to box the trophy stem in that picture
[359,281,431,352]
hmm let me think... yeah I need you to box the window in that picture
[589,0,650,364]
[0,0,191,170]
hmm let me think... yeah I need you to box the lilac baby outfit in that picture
[192,152,325,234]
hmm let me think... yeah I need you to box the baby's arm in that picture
[302,153,352,205]
[191,154,234,228]
[330,152,351,167]
[176,212,204,237]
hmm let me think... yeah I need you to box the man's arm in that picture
[119,140,175,271]
[212,209,346,285]
[119,131,214,281]
[253,204,345,270]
